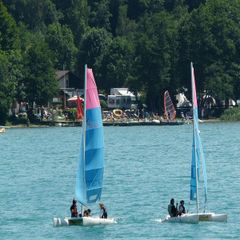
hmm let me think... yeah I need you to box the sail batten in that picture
[75,66,104,206]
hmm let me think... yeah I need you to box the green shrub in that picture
[0,105,8,125]
[220,107,240,121]
[100,99,107,109]
[66,108,77,121]
[8,113,29,125]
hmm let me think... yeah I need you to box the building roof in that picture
[110,88,135,96]
[56,70,69,80]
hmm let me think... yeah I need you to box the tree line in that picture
[0,0,240,124]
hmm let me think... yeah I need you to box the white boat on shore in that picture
[0,126,5,133]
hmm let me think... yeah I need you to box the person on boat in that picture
[87,209,91,216]
[99,203,108,219]
[178,200,186,216]
[83,208,91,217]
[70,199,78,217]
[168,198,178,217]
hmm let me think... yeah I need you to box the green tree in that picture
[115,4,130,36]
[204,62,234,101]
[54,0,88,44]
[0,52,11,124]
[23,38,58,106]
[46,23,78,70]
[0,50,23,124]
[135,12,178,111]
[185,0,206,11]
[0,2,19,50]
[178,0,240,101]
[88,0,112,31]
[99,36,135,91]
[77,28,112,79]
[127,0,164,20]
[3,0,61,30]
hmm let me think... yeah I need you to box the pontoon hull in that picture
[198,213,227,222]
[161,214,199,224]
[53,216,116,226]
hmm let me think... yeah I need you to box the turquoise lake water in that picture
[0,122,239,239]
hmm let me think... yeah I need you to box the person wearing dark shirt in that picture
[70,199,78,217]
[99,203,108,219]
[178,200,186,216]
[168,198,178,217]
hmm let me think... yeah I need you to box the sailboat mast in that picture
[191,62,199,213]
[83,64,87,149]
[82,64,87,214]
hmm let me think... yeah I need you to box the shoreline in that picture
[2,118,229,129]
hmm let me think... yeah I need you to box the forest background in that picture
[1,0,240,124]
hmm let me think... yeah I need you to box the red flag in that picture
[76,95,83,119]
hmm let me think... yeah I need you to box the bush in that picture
[8,113,29,125]
[100,99,108,109]
[0,106,8,125]
[220,107,240,121]
[65,108,77,121]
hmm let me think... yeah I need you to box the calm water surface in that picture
[0,122,239,239]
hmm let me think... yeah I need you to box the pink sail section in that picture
[86,68,100,110]
[191,63,198,108]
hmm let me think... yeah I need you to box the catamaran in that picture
[160,62,227,224]
[189,62,227,222]
[53,65,116,226]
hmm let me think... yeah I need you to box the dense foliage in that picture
[220,107,240,121]
[1,0,240,124]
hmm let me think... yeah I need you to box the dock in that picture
[42,120,185,127]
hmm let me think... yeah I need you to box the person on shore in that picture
[99,203,108,219]
[70,199,78,217]
[168,198,178,217]
[178,200,186,216]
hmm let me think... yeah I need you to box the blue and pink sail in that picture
[76,65,104,206]
[190,62,207,210]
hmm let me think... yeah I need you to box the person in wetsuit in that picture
[99,203,108,219]
[70,199,78,217]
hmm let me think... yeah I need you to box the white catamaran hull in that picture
[160,214,199,224]
[53,216,116,226]
[198,213,227,222]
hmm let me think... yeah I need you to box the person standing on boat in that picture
[168,198,178,217]
[178,200,186,216]
[99,203,108,218]
[70,199,78,217]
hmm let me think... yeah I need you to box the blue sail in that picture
[190,108,201,201]
[190,62,208,207]
[75,67,104,205]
